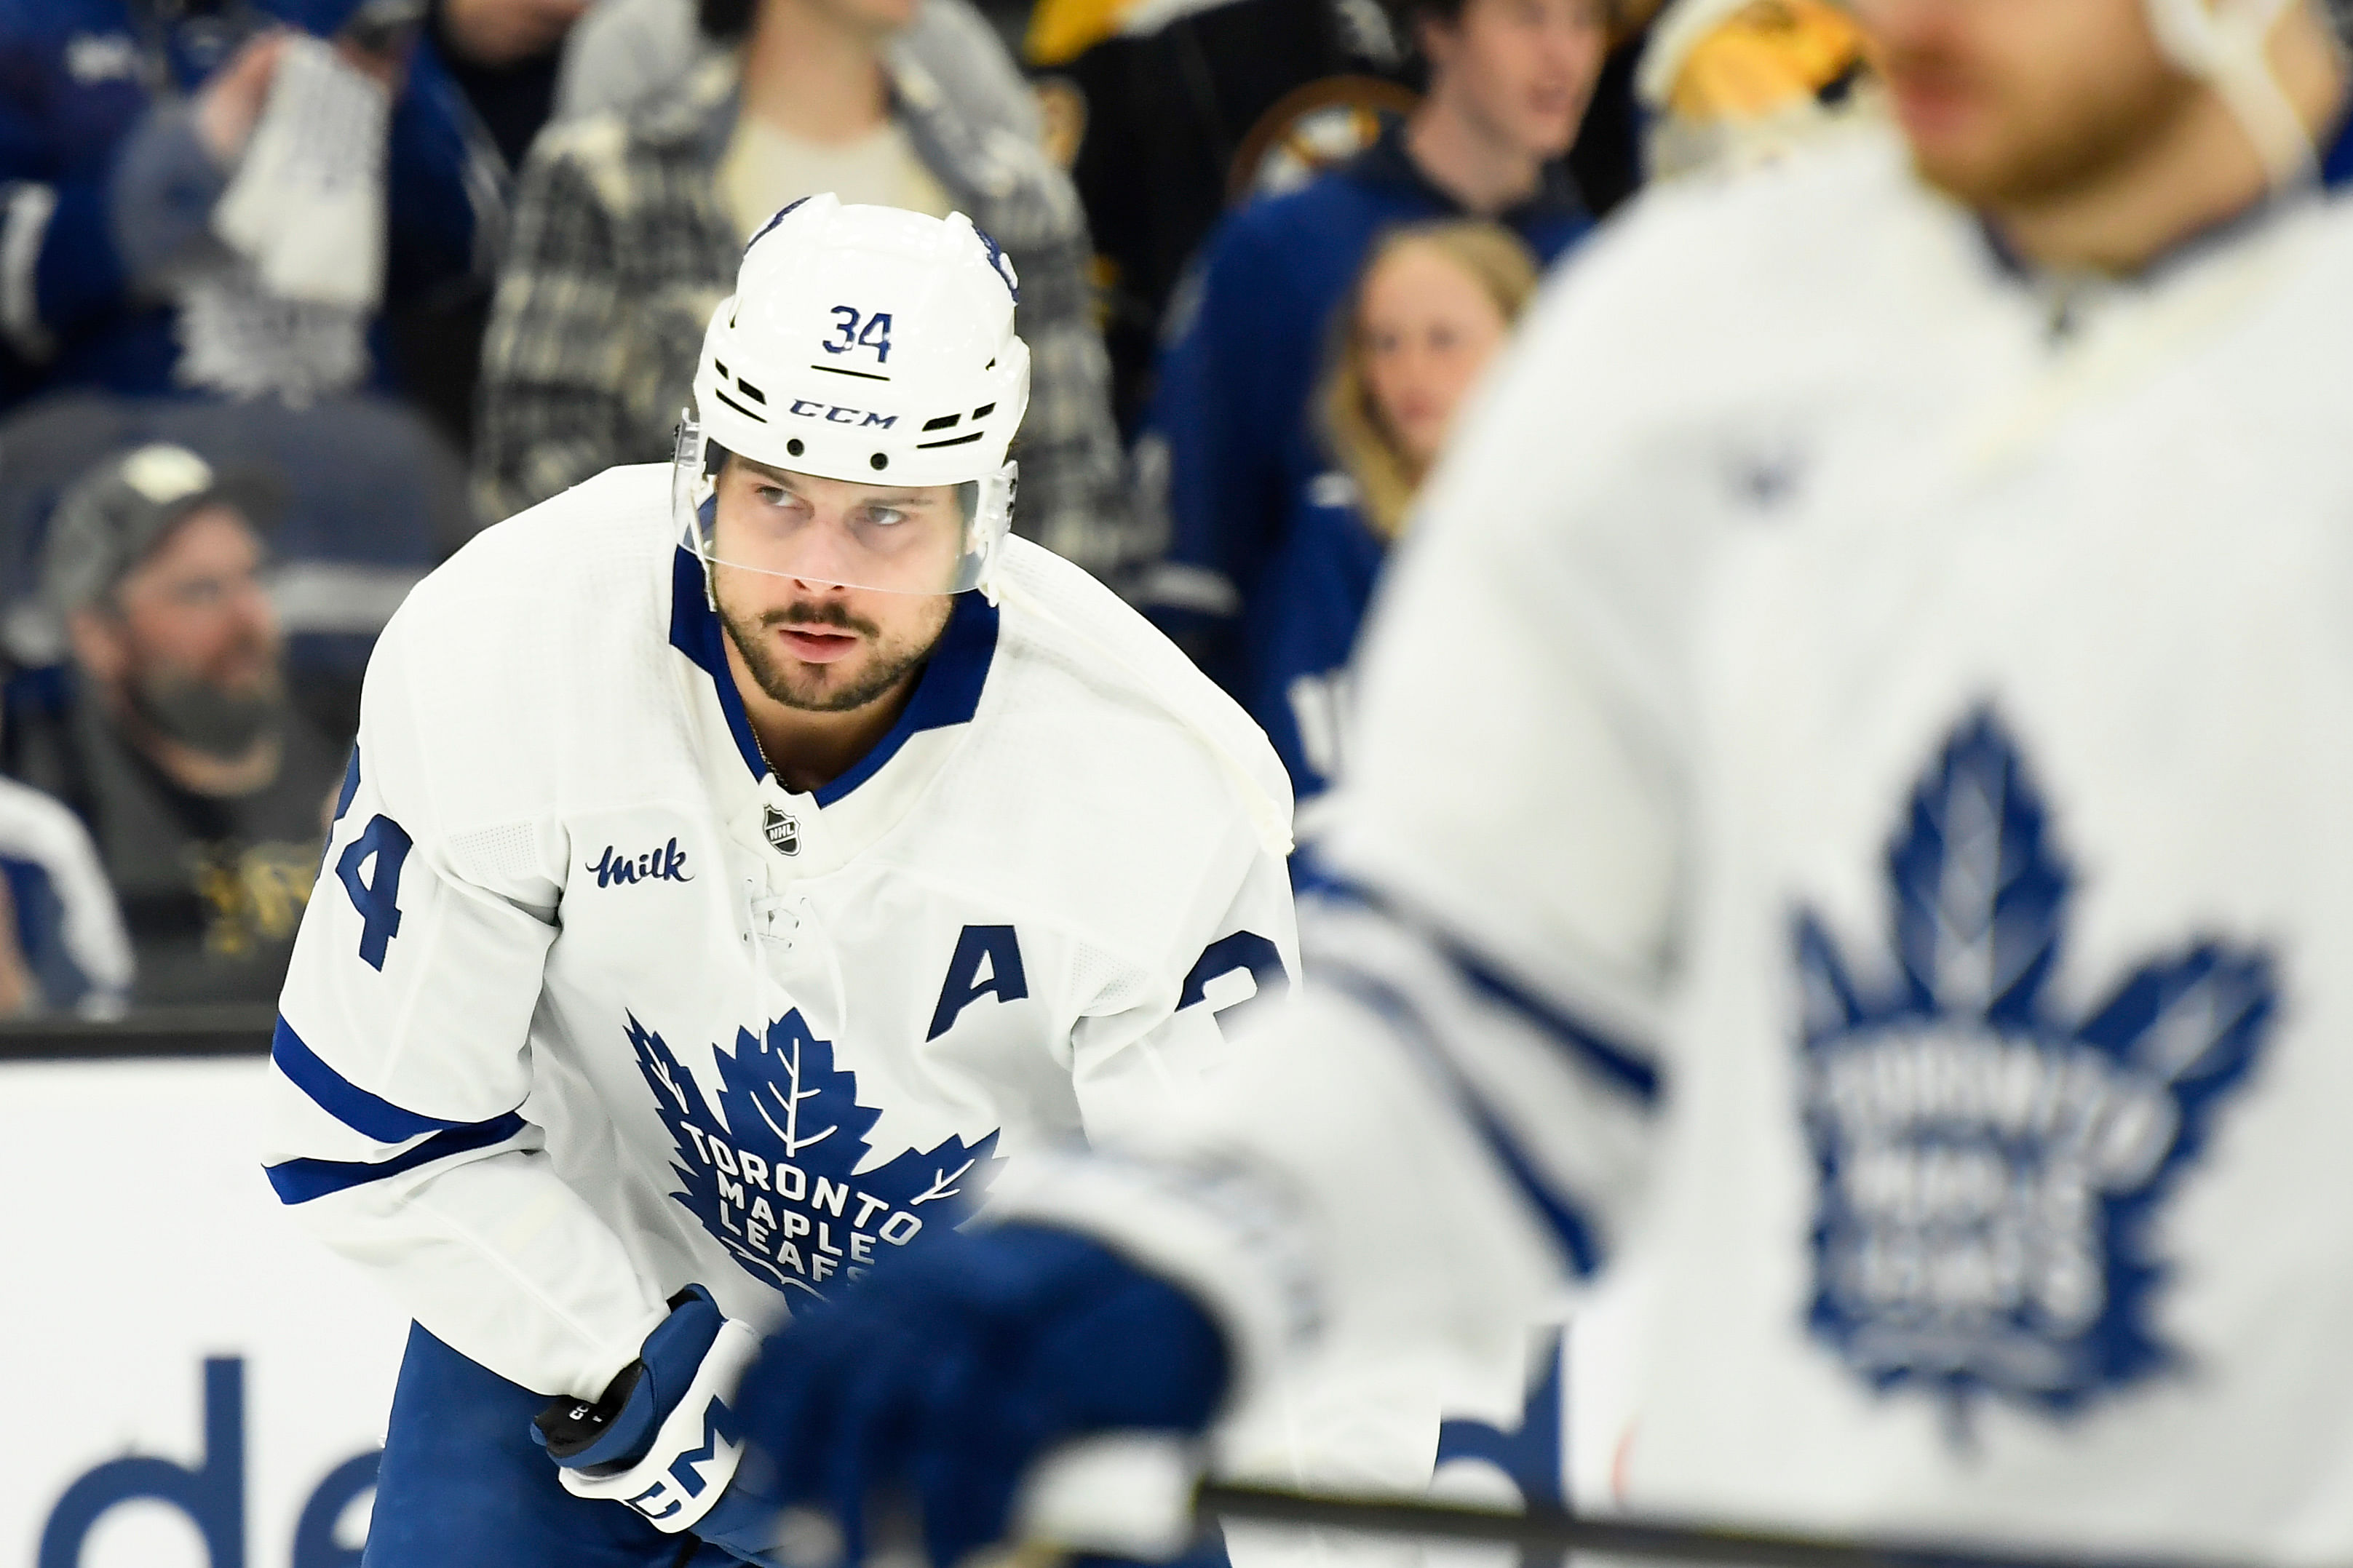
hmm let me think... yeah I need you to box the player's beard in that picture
[1892,38,2202,212]
[718,591,952,714]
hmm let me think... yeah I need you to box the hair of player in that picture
[1318,219,1538,540]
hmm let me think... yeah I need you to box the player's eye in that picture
[861,506,907,528]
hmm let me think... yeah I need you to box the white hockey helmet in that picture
[678,194,1031,596]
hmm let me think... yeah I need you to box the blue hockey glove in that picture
[729,1224,1231,1568]
[532,1284,789,1563]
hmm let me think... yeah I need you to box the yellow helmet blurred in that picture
[1636,0,1880,180]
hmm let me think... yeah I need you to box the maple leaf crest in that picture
[1793,707,2274,1435]
[630,1011,1001,1299]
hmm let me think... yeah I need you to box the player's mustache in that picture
[763,602,881,638]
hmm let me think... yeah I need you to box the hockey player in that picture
[260,194,1295,1566]
[686,0,2353,1564]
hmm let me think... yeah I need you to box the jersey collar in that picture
[667,546,1000,802]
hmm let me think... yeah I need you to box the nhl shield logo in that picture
[762,805,799,856]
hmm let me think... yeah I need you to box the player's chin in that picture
[1903,134,2015,208]
[782,658,895,712]
[1891,89,2009,197]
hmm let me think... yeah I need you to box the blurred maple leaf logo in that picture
[1794,707,2274,1437]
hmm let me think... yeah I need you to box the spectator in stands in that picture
[391,0,603,455]
[478,0,1135,579]
[1258,220,1532,821]
[1137,0,1603,689]
[0,0,503,410]
[1023,0,1413,432]
[553,0,1036,145]
[15,445,350,1006]
[432,0,593,166]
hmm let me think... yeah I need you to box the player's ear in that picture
[67,605,130,687]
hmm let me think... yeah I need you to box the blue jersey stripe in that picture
[1322,964,1603,1277]
[1306,875,1661,1106]
[265,1113,530,1206]
[1446,946,1661,1105]
[271,1016,483,1144]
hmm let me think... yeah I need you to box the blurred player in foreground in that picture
[261,194,1294,1565]
[685,0,2353,1563]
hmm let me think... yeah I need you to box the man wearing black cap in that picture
[14,442,352,1005]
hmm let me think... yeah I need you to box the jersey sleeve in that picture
[263,607,668,1400]
[1062,801,1300,1145]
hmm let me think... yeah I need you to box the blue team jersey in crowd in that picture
[1140,118,1590,798]
[1247,472,1386,809]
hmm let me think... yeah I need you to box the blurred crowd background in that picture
[0,0,1884,1016]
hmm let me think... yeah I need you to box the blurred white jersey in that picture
[263,463,1295,1400]
[0,775,132,1016]
[998,128,2353,1561]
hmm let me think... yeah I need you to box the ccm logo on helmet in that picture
[787,399,898,429]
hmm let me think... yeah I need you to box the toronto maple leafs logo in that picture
[1794,707,2274,1434]
[630,1012,1001,1298]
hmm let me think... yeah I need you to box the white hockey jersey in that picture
[262,463,1295,1401]
[0,775,132,1016]
[997,124,2353,1563]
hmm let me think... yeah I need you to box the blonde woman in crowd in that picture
[1266,220,1538,819]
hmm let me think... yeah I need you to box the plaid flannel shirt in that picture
[476,55,1134,578]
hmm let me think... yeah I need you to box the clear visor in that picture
[674,420,996,596]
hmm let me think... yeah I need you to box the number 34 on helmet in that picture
[676,194,1033,599]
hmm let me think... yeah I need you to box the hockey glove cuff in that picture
[533,1284,763,1537]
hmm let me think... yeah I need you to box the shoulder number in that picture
[326,749,414,971]
[322,747,414,968]
[336,816,413,971]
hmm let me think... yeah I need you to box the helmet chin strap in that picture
[2145,0,2320,188]
[969,461,1018,607]
[673,415,726,611]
